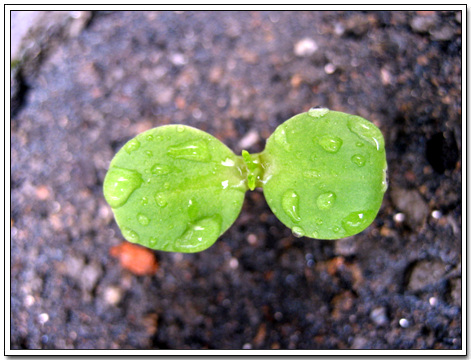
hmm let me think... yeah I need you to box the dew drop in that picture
[317,135,343,153]
[274,128,292,152]
[141,197,149,205]
[311,230,319,238]
[103,167,143,208]
[347,116,384,151]
[149,237,158,247]
[316,192,336,210]
[381,166,389,193]
[175,216,221,252]
[356,141,364,147]
[124,139,140,154]
[341,211,370,233]
[177,125,185,133]
[145,150,153,157]
[292,226,305,238]
[137,214,150,226]
[122,227,139,243]
[155,135,163,142]
[221,180,229,189]
[163,182,170,190]
[221,158,235,167]
[155,192,168,207]
[332,226,341,233]
[303,170,321,179]
[281,189,301,223]
[188,199,199,219]
[308,107,330,118]
[315,218,323,225]
[167,139,211,162]
[351,154,366,167]
[146,134,154,141]
[151,164,171,175]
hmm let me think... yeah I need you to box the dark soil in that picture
[10,10,462,350]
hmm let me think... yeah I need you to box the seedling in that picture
[103,109,387,253]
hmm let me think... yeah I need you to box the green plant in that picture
[103,108,387,253]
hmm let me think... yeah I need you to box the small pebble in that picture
[294,38,318,57]
[104,286,123,306]
[370,307,388,326]
[192,108,202,119]
[110,242,159,276]
[24,295,35,307]
[238,129,259,150]
[35,185,50,200]
[324,63,336,74]
[393,213,405,222]
[38,313,49,324]
[399,318,410,328]
[170,53,187,66]
[247,233,257,245]
[229,257,239,269]
[410,15,436,33]
[430,26,455,41]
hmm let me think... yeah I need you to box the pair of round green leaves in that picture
[103,109,387,253]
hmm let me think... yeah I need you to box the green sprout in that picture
[103,109,387,253]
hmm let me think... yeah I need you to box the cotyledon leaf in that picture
[103,125,247,252]
[104,109,388,252]
[261,108,387,239]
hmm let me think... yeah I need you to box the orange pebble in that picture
[110,242,159,276]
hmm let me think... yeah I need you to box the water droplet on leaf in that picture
[137,214,150,226]
[316,192,336,210]
[103,167,143,208]
[187,199,199,219]
[303,170,321,179]
[351,154,366,167]
[221,158,235,167]
[317,135,343,153]
[167,139,211,162]
[292,226,305,237]
[347,116,384,151]
[274,129,291,152]
[281,189,301,222]
[381,166,389,193]
[155,192,168,207]
[124,139,140,154]
[307,107,330,118]
[177,125,185,133]
[149,237,158,247]
[342,211,370,233]
[175,216,221,252]
[122,227,139,243]
[151,164,171,175]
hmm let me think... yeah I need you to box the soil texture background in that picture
[10,10,462,350]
